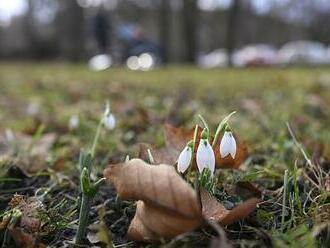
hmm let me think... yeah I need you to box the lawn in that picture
[0,63,330,247]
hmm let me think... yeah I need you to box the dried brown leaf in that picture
[139,124,247,169]
[223,182,262,200]
[200,188,259,225]
[104,159,203,241]
[9,227,45,248]
[0,131,56,173]
[104,159,259,242]
[2,196,46,248]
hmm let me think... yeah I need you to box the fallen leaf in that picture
[223,181,262,200]
[0,195,46,248]
[104,159,259,242]
[200,188,259,225]
[9,227,45,248]
[138,142,177,165]
[104,159,203,241]
[208,222,233,248]
[13,196,43,233]
[0,131,56,173]
[139,124,247,169]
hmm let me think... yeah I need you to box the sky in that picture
[0,0,27,26]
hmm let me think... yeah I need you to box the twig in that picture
[281,169,288,232]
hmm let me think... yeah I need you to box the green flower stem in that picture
[212,111,236,148]
[192,124,199,152]
[194,176,202,208]
[1,229,10,248]
[198,114,209,133]
[75,194,92,244]
[91,117,104,158]
[186,125,199,179]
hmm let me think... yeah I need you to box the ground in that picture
[0,63,330,247]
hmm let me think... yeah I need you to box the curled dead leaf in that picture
[9,228,45,248]
[104,159,259,242]
[0,195,46,248]
[223,181,262,200]
[200,188,259,225]
[0,131,57,173]
[139,124,247,169]
[104,159,203,241]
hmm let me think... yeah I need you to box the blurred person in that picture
[93,7,111,54]
[117,23,162,64]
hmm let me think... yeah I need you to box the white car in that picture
[278,41,330,65]
[198,49,228,68]
[233,44,278,67]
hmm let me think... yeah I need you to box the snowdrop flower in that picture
[104,113,116,130]
[177,141,193,173]
[4,129,14,143]
[103,101,116,130]
[69,115,79,130]
[27,100,40,116]
[220,128,237,159]
[196,130,215,174]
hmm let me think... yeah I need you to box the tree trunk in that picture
[159,0,170,64]
[226,0,240,67]
[182,0,198,63]
[56,0,85,61]
[25,0,38,58]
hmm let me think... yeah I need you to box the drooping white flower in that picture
[220,131,237,159]
[27,100,40,116]
[177,146,192,173]
[196,138,215,174]
[102,101,116,130]
[104,113,116,130]
[69,115,79,130]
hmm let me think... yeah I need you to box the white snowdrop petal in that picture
[220,131,237,159]
[220,132,231,158]
[196,140,207,173]
[104,114,116,130]
[229,134,237,159]
[207,144,215,174]
[196,139,215,174]
[69,115,79,129]
[177,147,192,173]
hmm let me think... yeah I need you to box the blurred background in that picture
[1,0,330,70]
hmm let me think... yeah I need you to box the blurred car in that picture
[233,44,278,67]
[198,48,228,68]
[278,40,330,65]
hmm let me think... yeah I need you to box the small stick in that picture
[281,169,289,232]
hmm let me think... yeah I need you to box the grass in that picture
[0,63,330,247]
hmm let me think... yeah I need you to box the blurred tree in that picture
[56,0,85,61]
[159,0,170,63]
[226,0,241,67]
[25,0,38,57]
[93,7,111,54]
[309,12,330,43]
[182,0,198,63]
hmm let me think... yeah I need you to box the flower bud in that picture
[177,145,192,173]
[104,113,116,130]
[196,138,215,174]
[219,130,237,159]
